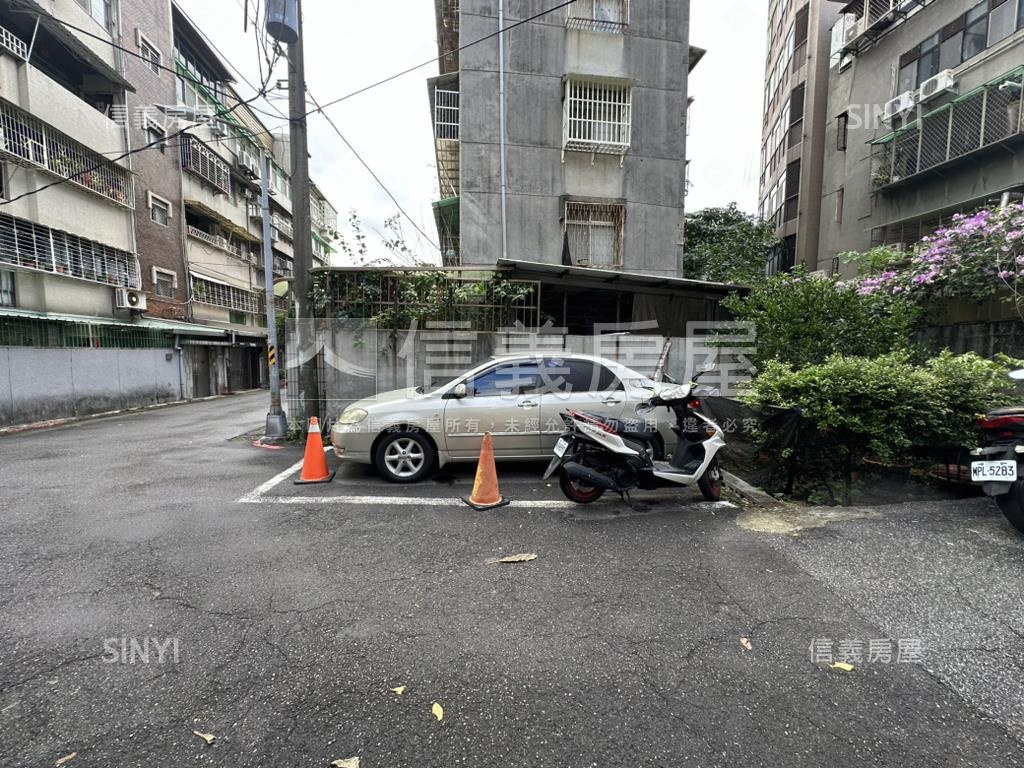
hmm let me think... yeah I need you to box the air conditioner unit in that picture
[210,122,228,139]
[918,70,957,103]
[882,91,917,124]
[114,288,148,312]
[843,17,866,47]
[236,152,259,179]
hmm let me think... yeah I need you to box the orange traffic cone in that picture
[293,417,336,484]
[463,432,510,510]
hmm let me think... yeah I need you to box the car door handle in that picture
[518,400,538,408]
[602,397,623,405]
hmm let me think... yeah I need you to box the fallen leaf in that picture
[390,685,406,695]
[192,730,216,745]
[331,758,360,768]
[55,753,77,766]
[431,702,444,721]
[830,662,855,672]
[490,553,538,564]
[740,637,753,651]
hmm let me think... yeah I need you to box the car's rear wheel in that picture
[375,431,435,483]
[995,478,1024,535]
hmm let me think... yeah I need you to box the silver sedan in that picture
[330,354,672,483]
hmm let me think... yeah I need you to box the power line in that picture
[305,0,578,113]
[305,90,439,258]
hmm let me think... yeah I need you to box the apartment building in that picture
[819,0,1024,274]
[0,0,338,425]
[759,0,842,274]
[427,0,702,279]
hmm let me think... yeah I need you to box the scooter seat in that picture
[580,412,661,440]
[987,405,1024,416]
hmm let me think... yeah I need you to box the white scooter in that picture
[542,372,726,504]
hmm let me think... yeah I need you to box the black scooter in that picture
[970,369,1024,534]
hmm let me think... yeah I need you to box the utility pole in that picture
[261,151,288,441]
[267,0,319,421]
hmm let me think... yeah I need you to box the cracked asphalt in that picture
[1,390,1023,767]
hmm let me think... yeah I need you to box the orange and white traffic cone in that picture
[293,417,336,484]
[463,432,510,510]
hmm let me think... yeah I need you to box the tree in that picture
[683,203,780,284]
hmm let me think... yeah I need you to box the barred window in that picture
[139,36,162,75]
[564,202,625,267]
[567,0,629,32]
[0,98,132,206]
[154,271,174,298]
[180,135,230,194]
[0,212,140,289]
[190,274,261,314]
[563,78,632,155]
[434,88,459,140]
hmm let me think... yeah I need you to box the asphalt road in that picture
[1,391,1023,767]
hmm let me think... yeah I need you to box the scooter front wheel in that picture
[697,457,723,502]
[559,471,606,504]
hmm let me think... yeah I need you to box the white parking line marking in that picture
[238,447,739,511]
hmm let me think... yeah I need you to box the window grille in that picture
[155,272,174,298]
[563,79,632,155]
[271,213,293,239]
[567,0,629,32]
[0,24,27,59]
[140,39,162,75]
[0,211,140,289]
[179,135,230,194]
[0,99,132,206]
[870,67,1024,190]
[435,89,459,141]
[190,274,261,314]
[564,202,624,267]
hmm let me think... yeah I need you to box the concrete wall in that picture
[457,0,690,277]
[0,346,181,426]
[819,4,1024,273]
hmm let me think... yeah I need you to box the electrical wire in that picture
[305,0,578,114]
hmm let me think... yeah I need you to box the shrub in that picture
[722,269,922,372]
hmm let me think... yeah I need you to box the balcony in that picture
[870,68,1024,191]
[180,135,230,195]
[271,213,293,240]
[272,255,293,278]
[566,0,629,33]
[0,98,132,207]
[186,225,253,261]
[839,0,929,55]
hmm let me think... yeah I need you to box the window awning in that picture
[0,307,227,337]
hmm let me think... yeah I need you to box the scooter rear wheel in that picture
[995,480,1024,535]
[697,457,723,502]
[559,471,606,504]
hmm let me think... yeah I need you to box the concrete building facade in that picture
[759,0,843,274]
[818,0,1024,275]
[0,0,338,425]
[428,0,701,278]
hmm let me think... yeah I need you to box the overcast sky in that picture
[175,0,767,266]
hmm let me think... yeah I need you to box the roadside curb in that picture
[0,389,265,437]
[723,470,786,507]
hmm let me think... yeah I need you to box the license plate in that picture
[553,438,569,457]
[971,460,1018,482]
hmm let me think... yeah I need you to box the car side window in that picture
[540,358,622,394]
[469,363,540,397]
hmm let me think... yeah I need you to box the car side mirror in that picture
[452,382,468,398]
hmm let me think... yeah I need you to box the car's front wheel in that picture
[374,430,435,483]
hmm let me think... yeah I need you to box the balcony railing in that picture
[0,24,27,59]
[271,213,293,239]
[0,99,132,206]
[870,68,1024,190]
[272,255,293,277]
[566,0,629,33]
[0,211,140,289]
[186,225,249,260]
[190,274,261,314]
[180,135,230,195]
